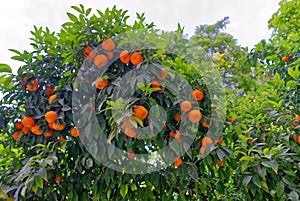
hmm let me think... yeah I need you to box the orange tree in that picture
[0,5,227,200]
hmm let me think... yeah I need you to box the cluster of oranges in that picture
[13,80,80,142]
[292,114,300,145]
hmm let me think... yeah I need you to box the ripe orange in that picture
[55,175,62,183]
[216,159,225,167]
[192,89,204,101]
[13,131,20,141]
[180,101,192,112]
[49,94,57,104]
[188,110,202,123]
[84,46,92,55]
[214,138,223,145]
[202,136,213,145]
[45,130,53,137]
[59,137,66,142]
[125,127,136,138]
[46,86,54,95]
[15,122,24,130]
[119,50,131,64]
[169,130,180,139]
[71,128,80,138]
[200,145,206,155]
[202,121,209,128]
[296,114,300,121]
[26,80,39,92]
[155,68,167,80]
[151,80,160,88]
[133,106,148,121]
[230,118,237,123]
[83,46,96,60]
[31,125,43,135]
[95,79,108,90]
[174,157,183,167]
[247,136,253,143]
[94,54,108,68]
[107,51,114,59]
[45,111,58,124]
[174,113,181,122]
[52,123,65,131]
[21,127,30,134]
[102,38,115,51]
[293,133,297,141]
[292,121,299,127]
[282,55,290,62]
[21,116,35,128]
[130,52,143,66]
[128,151,136,159]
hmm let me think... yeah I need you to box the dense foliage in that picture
[0,1,299,200]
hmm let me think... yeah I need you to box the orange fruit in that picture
[128,151,136,159]
[88,52,97,60]
[125,127,136,138]
[169,130,180,139]
[46,86,54,95]
[119,50,131,64]
[174,157,183,167]
[214,138,223,145]
[192,89,204,101]
[200,145,206,155]
[188,110,202,123]
[298,136,300,145]
[202,121,209,128]
[216,159,225,167]
[26,80,39,92]
[59,137,66,142]
[247,136,253,143]
[48,123,54,129]
[45,130,53,137]
[95,79,108,90]
[49,94,57,104]
[102,38,115,51]
[155,68,167,80]
[71,128,80,138]
[84,46,92,55]
[94,54,108,68]
[133,106,148,121]
[202,136,213,145]
[45,111,58,124]
[31,125,43,135]
[296,115,300,121]
[174,113,181,122]
[21,116,35,128]
[130,52,143,66]
[230,118,237,123]
[55,175,62,183]
[292,121,299,127]
[21,127,30,134]
[151,80,160,88]
[180,101,192,112]
[107,51,114,59]
[293,133,297,141]
[282,55,290,62]
[52,123,65,131]
[15,122,24,130]
[13,131,20,141]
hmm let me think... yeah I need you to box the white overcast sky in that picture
[0,0,280,73]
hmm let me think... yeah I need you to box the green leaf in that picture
[67,13,79,22]
[288,68,297,80]
[0,64,12,73]
[120,184,128,198]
